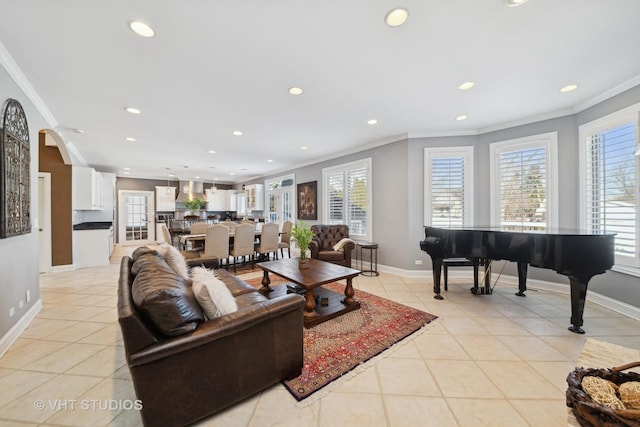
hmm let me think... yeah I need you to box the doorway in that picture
[265,174,295,227]
[118,190,156,245]
[38,173,52,273]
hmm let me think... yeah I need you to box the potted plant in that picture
[290,221,314,268]
[184,197,205,215]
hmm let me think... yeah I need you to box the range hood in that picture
[175,180,206,203]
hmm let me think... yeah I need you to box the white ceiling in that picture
[1,0,640,184]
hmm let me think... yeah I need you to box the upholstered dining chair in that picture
[255,222,279,261]
[189,222,209,250]
[200,224,230,269]
[278,220,293,258]
[161,224,173,246]
[230,223,255,272]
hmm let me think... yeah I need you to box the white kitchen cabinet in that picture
[237,193,246,216]
[73,227,112,268]
[73,166,102,210]
[155,186,176,211]
[245,184,264,211]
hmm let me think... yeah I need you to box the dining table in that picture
[179,230,265,250]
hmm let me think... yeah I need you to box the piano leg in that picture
[515,262,528,297]
[432,258,444,300]
[568,274,592,334]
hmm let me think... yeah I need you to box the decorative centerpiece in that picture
[290,221,314,268]
[183,197,206,216]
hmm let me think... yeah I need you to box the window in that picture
[490,132,558,231]
[424,147,474,227]
[579,105,640,269]
[322,158,372,240]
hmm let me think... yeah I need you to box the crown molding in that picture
[0,41,57,127]
[572,74,640,113]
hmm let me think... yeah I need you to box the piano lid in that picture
[423,225,616,236]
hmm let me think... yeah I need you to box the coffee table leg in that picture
[304,289,317,318]
[260,270,272,293]
[342,277,356,305]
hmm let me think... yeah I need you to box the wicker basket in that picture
[567,361,640,426]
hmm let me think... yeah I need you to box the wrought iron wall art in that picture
[0,98,31,238]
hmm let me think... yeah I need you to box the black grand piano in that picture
[419,226,616,334]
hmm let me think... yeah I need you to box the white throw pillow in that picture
[333,237,355,252]
[191,267,238,319]
[162,245,190,280]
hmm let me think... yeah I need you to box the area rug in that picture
[244,276,438,402]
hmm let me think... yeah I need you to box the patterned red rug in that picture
[244,276,438,402]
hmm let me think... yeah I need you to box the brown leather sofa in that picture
[117,247,305,426]
[309,224,355,267]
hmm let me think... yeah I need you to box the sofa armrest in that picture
[310,238,320,258]
[127,293,304,367]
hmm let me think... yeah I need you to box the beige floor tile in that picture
[77,323,123,346]
[474,317,533,336]
[319,392,387,427]
[376,357,441,396]
[510,399,570,426]
[414,334,471,361]
[333,364,381,394]
[248,386,318,427]
[27,343,106,373]
[0,370,56,407]
[476,361,563,399]
[427,360,503,398]
[454,335,521,361]
[446,398,528,427]
[19,319,78,340]
[496,336,571,362]
[0,374,102,423]
[385,395,458,427]
[0,340,68,370]
[65,346,127,377]
[41,321,106,343]
[441,317,490,335]
[528,361,577,393]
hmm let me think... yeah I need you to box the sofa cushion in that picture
[131,247,204,336]
[191,267,238,319]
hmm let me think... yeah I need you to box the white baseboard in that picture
[0,299,42,358]
[376,267,640,321]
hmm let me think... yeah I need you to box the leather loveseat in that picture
[117,246,305,426]
[309,224,355,267]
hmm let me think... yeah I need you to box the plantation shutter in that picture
[430,156,465,228]
[585,123,637,263]
[497,145,548,230]
[324,170,344,224]
[345,165,368,236]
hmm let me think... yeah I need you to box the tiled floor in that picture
[2,245,640,426]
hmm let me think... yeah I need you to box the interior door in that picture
[38,173,52,273]
[118,190,156,245]
[266,187,294,227]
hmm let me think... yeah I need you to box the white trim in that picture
[50,264,74,273]
[0,41,57,126]
[0,300,42,358]
[38,173,52,273]
[489,132,559,228]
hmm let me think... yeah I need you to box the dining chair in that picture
[278,220,293,258]
[189,222,209,249]
[161,224,173,246]
[255,222,279,261]
[202,224,230,269]
[230,223,255,272]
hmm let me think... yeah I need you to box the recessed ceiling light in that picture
[560,84,579,93]
[229,172,235,176]
[456,115,468,121]
[129,21,155,38]
[169,174,176,177]
[367,119,378,125]
[289,87,303,96]
[267,159,273,163]
[208,150,217,154]
[385,8,409,27]
[125,107,141,114]
[301,146,308,150]
[505,0,528,7]
[123,172,130,175]
[123,167,131,171]
[458,81,475,90]
[72,128,84,134]
[125,137,136,142]
[232,130,243,136]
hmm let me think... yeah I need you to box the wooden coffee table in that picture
[257,258,361,328]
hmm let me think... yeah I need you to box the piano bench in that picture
[443,258,475,291]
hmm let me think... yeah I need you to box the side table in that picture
[355,241,379,277]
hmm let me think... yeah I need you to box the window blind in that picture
[497,146,547,230]
[430,156,465,227]
[585,123,637,260]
